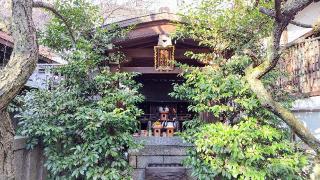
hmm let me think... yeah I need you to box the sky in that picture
[95,0,199,23]
[145,0,193,13]
[106,0,198,14]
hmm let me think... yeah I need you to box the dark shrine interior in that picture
[135,74,194,132]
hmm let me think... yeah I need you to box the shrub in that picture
[171,56,309,179]
[17,0,143,179]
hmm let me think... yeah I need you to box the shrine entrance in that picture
[135,74,193,137]
[107,14,209,139]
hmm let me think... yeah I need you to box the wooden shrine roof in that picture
[106,13,210,74]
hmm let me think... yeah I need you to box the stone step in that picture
[129,137,195,180]
[146,164,186,180]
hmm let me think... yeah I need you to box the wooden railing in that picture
[279,37,320,96]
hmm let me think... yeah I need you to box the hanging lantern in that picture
[154,34,175,71]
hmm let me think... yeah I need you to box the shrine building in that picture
[105,12,213,179]
[107,12,211,135]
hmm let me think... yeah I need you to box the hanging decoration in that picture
[154,34,175,71]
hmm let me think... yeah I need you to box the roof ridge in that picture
[103,12,182,28]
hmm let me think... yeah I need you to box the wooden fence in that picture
[279,37,320,96]
[14,136,46,180]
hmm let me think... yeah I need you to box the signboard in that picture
[154,45,175,71]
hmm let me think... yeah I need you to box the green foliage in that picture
[176,0,273,55]
[171,56,254,120]
[17,0,143,179]
[18,69,143,179]
[171,1,309,179]
[172,57,309,179]
[39,0,101,51]
[188,119,307,180]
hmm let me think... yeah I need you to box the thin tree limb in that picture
[260,7,313,28]
[275,0,282,21]
[290,20,313,28]
[32,1,76,46]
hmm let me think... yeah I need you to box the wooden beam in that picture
[119,67,183,74]
[122,48,211,59]
[0,38,14,48]
[114,36,158,48]
[0,37,53,63]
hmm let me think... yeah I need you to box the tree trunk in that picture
[244,1,320,172]
[245,68,320,154]
[0,0,38,109]
[0,110,14,179]
[311,157,320,180]
[0,0,38,178]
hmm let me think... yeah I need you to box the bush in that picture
[170,0,309,178]
[18,60,143,179]
[171,56,309,179]
[17,1,143,179]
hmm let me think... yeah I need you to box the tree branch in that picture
[32,1,76,46]
[245,66,320,154]
[260,7,313,28]
[282,0,314,18]
[290,20,313,28]
[275,0,282,21]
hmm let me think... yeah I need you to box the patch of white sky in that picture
[93,0,199,14]
[146,0,197,12]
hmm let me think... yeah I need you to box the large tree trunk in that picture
[0,110,14,180]
[0,0,38,178]
[0,0,38,109]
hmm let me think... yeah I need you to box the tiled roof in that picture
[0,31,13,45]
[0,30,67,64]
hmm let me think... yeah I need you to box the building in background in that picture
[0,30,67,89]
[280,1,320,139]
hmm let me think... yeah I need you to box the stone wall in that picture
[129,137,195,180]
[293,96,320,139]
[13,136,195,180]
[14,136,46,180]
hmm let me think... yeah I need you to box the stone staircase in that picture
[129,137,195,180]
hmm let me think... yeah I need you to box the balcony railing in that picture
[279,37,320,96]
